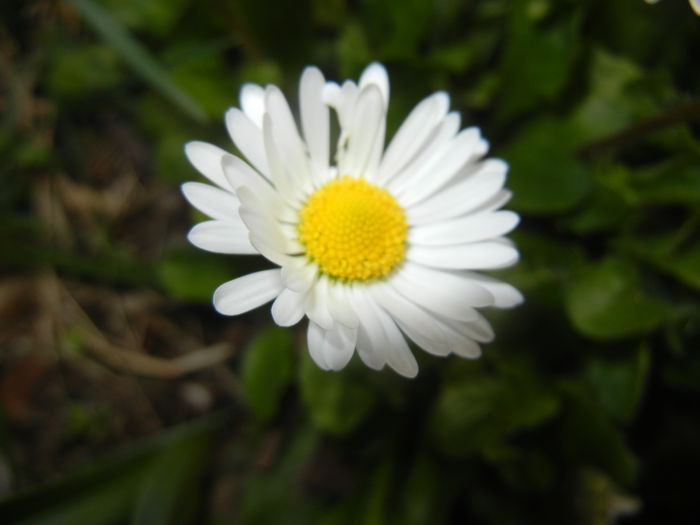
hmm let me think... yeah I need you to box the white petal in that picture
[326,281,359,329]
[408,211,520,246]
[364,115,385,181]
[691,0,700,17]
[304,276,334,330]
[271,288,306,326]
[236,186,293,255]
[238,207,290,255]
[322,323,357,371]
[395,318,450,357]
[261,113,303,205]
[184,141,231,190]
[406,159,508,225]
[359,62,389,107]
[338,84,385,178]
[307,321,330,370]
[221,154,274,200]
[389,269,478,323]
[299,66,329,186]
[397,127,485,207]
[281,258,317,293]
[449,312,495,343]
[400,263,495,307]
[240,83,266,127]
[222,154,298,223]
[407,242,519,270]
[265,85,313,195]
[356,343,385,370]
[213,269,283,315]
[225,108,270,177]
[326,80,359,132]
[374,304,418,378]
[181,181,239,221]
[377,92,450,184]
[460,272,524,308]
[470,190,513,215]
[429,317,483,357]
[385,112,461,195]
[322,81,342,108]
[370,282,445,343]
[187,220,257,254]
[350,288,387,370]
[249,234,293,267]
[351,286,417,377]
[451,341,482,359]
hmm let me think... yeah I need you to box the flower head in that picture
[182,63,522,378]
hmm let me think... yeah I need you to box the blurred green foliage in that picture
[2,0,700,523]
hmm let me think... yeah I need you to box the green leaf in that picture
[503,230,585,293]
[430,364,559,457]
[168,52,240,119]
[557,381,638,485]
[337,23,372,78]
[498,1,582,119]
[152,130,199,184]
[562,163,634,235]
[157,249,233,303]
[567,48,644,145]
[131,423,215,525]
[642,241,700,292]
[298,352,376,435]
[397,455,445,525]
[66,0,206,122]
[500,118,590,214]
[240,326,294,423]
[430,377,502,457]
[0,414,225,524]
[96,0,191,36]
[239,427,320,525]
[13,473,138,525]
[359,0,436,59]
[584,345,650,423]
[565,257,669,340]
[631,157,700,206]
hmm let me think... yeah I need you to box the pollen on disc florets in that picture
[298,175,408,282]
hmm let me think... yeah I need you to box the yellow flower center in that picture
[298,176,407,282]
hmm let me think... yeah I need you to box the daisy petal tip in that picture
[359,62,389,103]
[433,90,451,112]
[397,362,419,379]
[301,65,324,81]
[180,181,194,197]
[502,288,525,308]
[183,140,197,156]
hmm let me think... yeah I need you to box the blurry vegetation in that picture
[1,0,700,523]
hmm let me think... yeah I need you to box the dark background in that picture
[1,0,700,523]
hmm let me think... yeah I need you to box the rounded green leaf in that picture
[157,250,232,302]
[584,345,650,423]
[502,118,590,214]
[240,326,294,423]
[298,352,375,435]
[565,258,669,340]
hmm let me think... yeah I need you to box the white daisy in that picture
[182,62,522,378]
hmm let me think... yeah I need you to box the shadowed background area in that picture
[1,0,700,523]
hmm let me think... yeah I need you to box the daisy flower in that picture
[182,62,522,378]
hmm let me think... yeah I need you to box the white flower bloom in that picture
[182,63,522,378]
